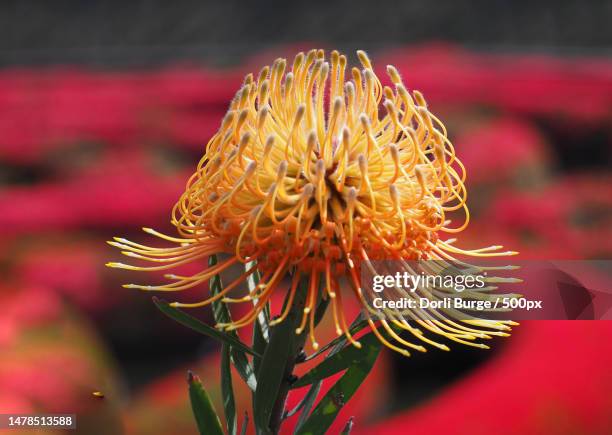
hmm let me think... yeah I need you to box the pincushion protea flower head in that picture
[108,49,517,356]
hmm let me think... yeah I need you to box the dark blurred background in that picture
[1,2,611,434]
[1,0,611,67]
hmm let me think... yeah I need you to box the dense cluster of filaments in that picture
[109,49,518,355]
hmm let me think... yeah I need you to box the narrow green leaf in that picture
[239,412,249,435]
[187,371,224,435]
[340,417,354,434]
[209,255,257,391]
[252,314,267,375]
[248,265,268,375]
[248,265,269,435]
[209,255,232,324]
[286,380,318,418]
[295,339,381,435]
[221,345,237,435]
[229,348,257,390]
[153,297,260,357]
[293,322,348,434]
[291,332,380,389]
[253,315,298,432]
[313,296,329,327]
[253,278,308,433]
[293,381,322,433]
[247,264,270,325]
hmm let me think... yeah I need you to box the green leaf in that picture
[340,417,354,434]
[239,413,249,435]
[253,316,298,433]
[253,278,308,433]
[293,320,351,434]
[209,255,257,391]
[291,332,381,389]
[221,345,237,435]
[248,265,268,375]
[313,296,330,327]
[286,379,318,418]
[209,255,232,325]
[246,264,270,325]
[295,337,382,435]
[293,381,322,433]
[153,297,260,358]
[247,265,268,434]
[252,314,268,375]
[187,371,224,435]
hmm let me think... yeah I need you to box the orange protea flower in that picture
[108,49,517,356]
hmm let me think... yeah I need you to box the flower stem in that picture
[268,338,304,434]
[267,276,311,434]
